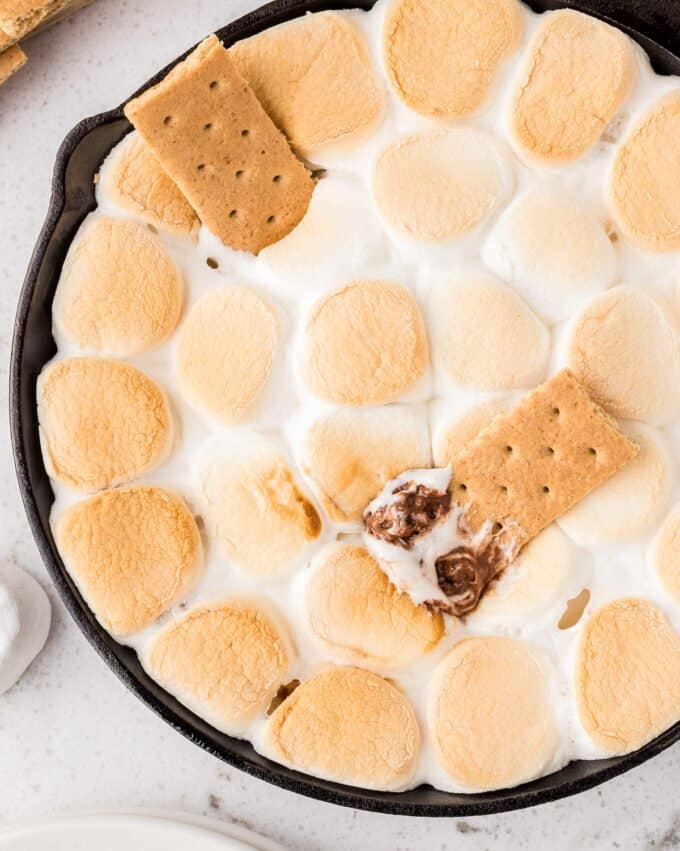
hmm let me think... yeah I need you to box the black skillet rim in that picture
[9,0,680,817]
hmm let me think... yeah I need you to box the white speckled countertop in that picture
[0,2,678,848]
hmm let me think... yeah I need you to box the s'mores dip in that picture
[38,0,680,795]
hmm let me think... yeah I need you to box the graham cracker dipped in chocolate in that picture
[444,370,637,613]
[125,35,314,254]
[365,370,638,616]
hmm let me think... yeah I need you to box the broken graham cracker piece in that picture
[451,369,638,546]
[124,34,314,254]
[0,42,25,84]
[0,0,89,39]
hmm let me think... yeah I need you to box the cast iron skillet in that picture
[10,0,680,817]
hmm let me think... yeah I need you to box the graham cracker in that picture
[0,26,15,49]
[124,34,314,255]
[450,369,638,549]
[0,0,88,39]
[30,0,92,37]
[0,42,25,84]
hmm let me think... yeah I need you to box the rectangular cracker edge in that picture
[449,369,639,548]
[124,34,314,254]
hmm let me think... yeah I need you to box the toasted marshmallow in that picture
[0,565,50,695]
[650,503,680,605]
[473,524,572,625]
[196,435,321,580]
[230,11,384,154]
[38,358,172,492]
[258,176,387,290]
[265,665,420,790]
[299,405,431,523]
[432,395,515,466]
[383,0,522,118]
[566,286,680,425]
[304,544,444,667]
[482,192,616,323]
[609,92,680,251]
[575,598,680,753]
[510,9,635,163]
[56,486,202,636]
[146,600,292,735]
[558,423,671,547]
[102,133,199,237]
[53,216,183,357]
[373,128,513,243]
[429,637,559,790]
[299,279,429,406]
[428,275,550,390]
[177,285,279,424]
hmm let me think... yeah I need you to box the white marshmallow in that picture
[0,565,51,695]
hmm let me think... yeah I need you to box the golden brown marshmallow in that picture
[265,666,420,790]
[38,358,172,492]
[56,486,202,635]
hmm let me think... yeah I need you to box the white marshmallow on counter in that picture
[0,564,51,695]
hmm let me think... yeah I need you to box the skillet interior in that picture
[10,0,680,816]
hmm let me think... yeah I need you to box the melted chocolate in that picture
[363,482,451,549]
[434,535,509,617]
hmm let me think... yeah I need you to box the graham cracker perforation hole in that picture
[229,209,238,219]
[163,115,172,126]
[272,174,282,183]
[588,447,597,457]
[204,122,213,131]
[266,215,277,224]
[209,80,218,90]
[542,485,550,494]
[235,170,244,179]
[241,128,250,137]
[196,163,205,172]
